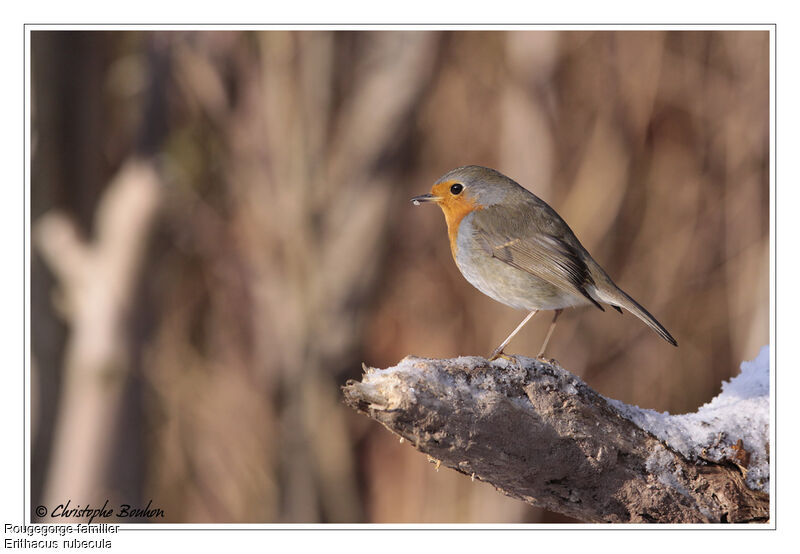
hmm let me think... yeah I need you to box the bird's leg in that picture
[537,309,563,359]
[488,309,538,361]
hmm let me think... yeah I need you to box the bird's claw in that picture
[489,351,519,364]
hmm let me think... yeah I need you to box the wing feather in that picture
[473,205,603,311]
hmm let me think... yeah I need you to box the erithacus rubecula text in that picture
[412,165,677,361]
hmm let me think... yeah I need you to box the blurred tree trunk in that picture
[36,159,161,518]
[224,31,442,521]
[30,31,110,515]
[137,31,444,522]
[33,34,169,520]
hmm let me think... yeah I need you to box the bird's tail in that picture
[593,284,678,346]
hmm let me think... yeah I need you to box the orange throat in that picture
[427,179,484,258]
[440,197,482,257]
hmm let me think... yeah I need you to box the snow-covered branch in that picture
[342,348,770,523]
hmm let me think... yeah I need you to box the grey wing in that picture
[473,205,604,311]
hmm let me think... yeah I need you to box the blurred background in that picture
[30,30,769,523]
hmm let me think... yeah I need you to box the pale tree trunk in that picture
[35,159,161,517]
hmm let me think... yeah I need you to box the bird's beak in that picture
[411,193,441,206]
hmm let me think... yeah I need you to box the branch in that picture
[35,158,161,516]
[342,351,770,523]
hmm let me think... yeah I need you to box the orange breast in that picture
[444,204,478,255]
[440,196,482,257]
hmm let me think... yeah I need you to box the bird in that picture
[411,165,677,361]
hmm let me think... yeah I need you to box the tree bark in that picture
[342,356,769,523]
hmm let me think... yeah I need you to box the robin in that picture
[411,165,677,361]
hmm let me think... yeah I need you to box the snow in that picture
[607,345,770,492]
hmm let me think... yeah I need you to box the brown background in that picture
[30,30,769,523]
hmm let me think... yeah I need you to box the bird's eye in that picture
[450,183,464,195]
